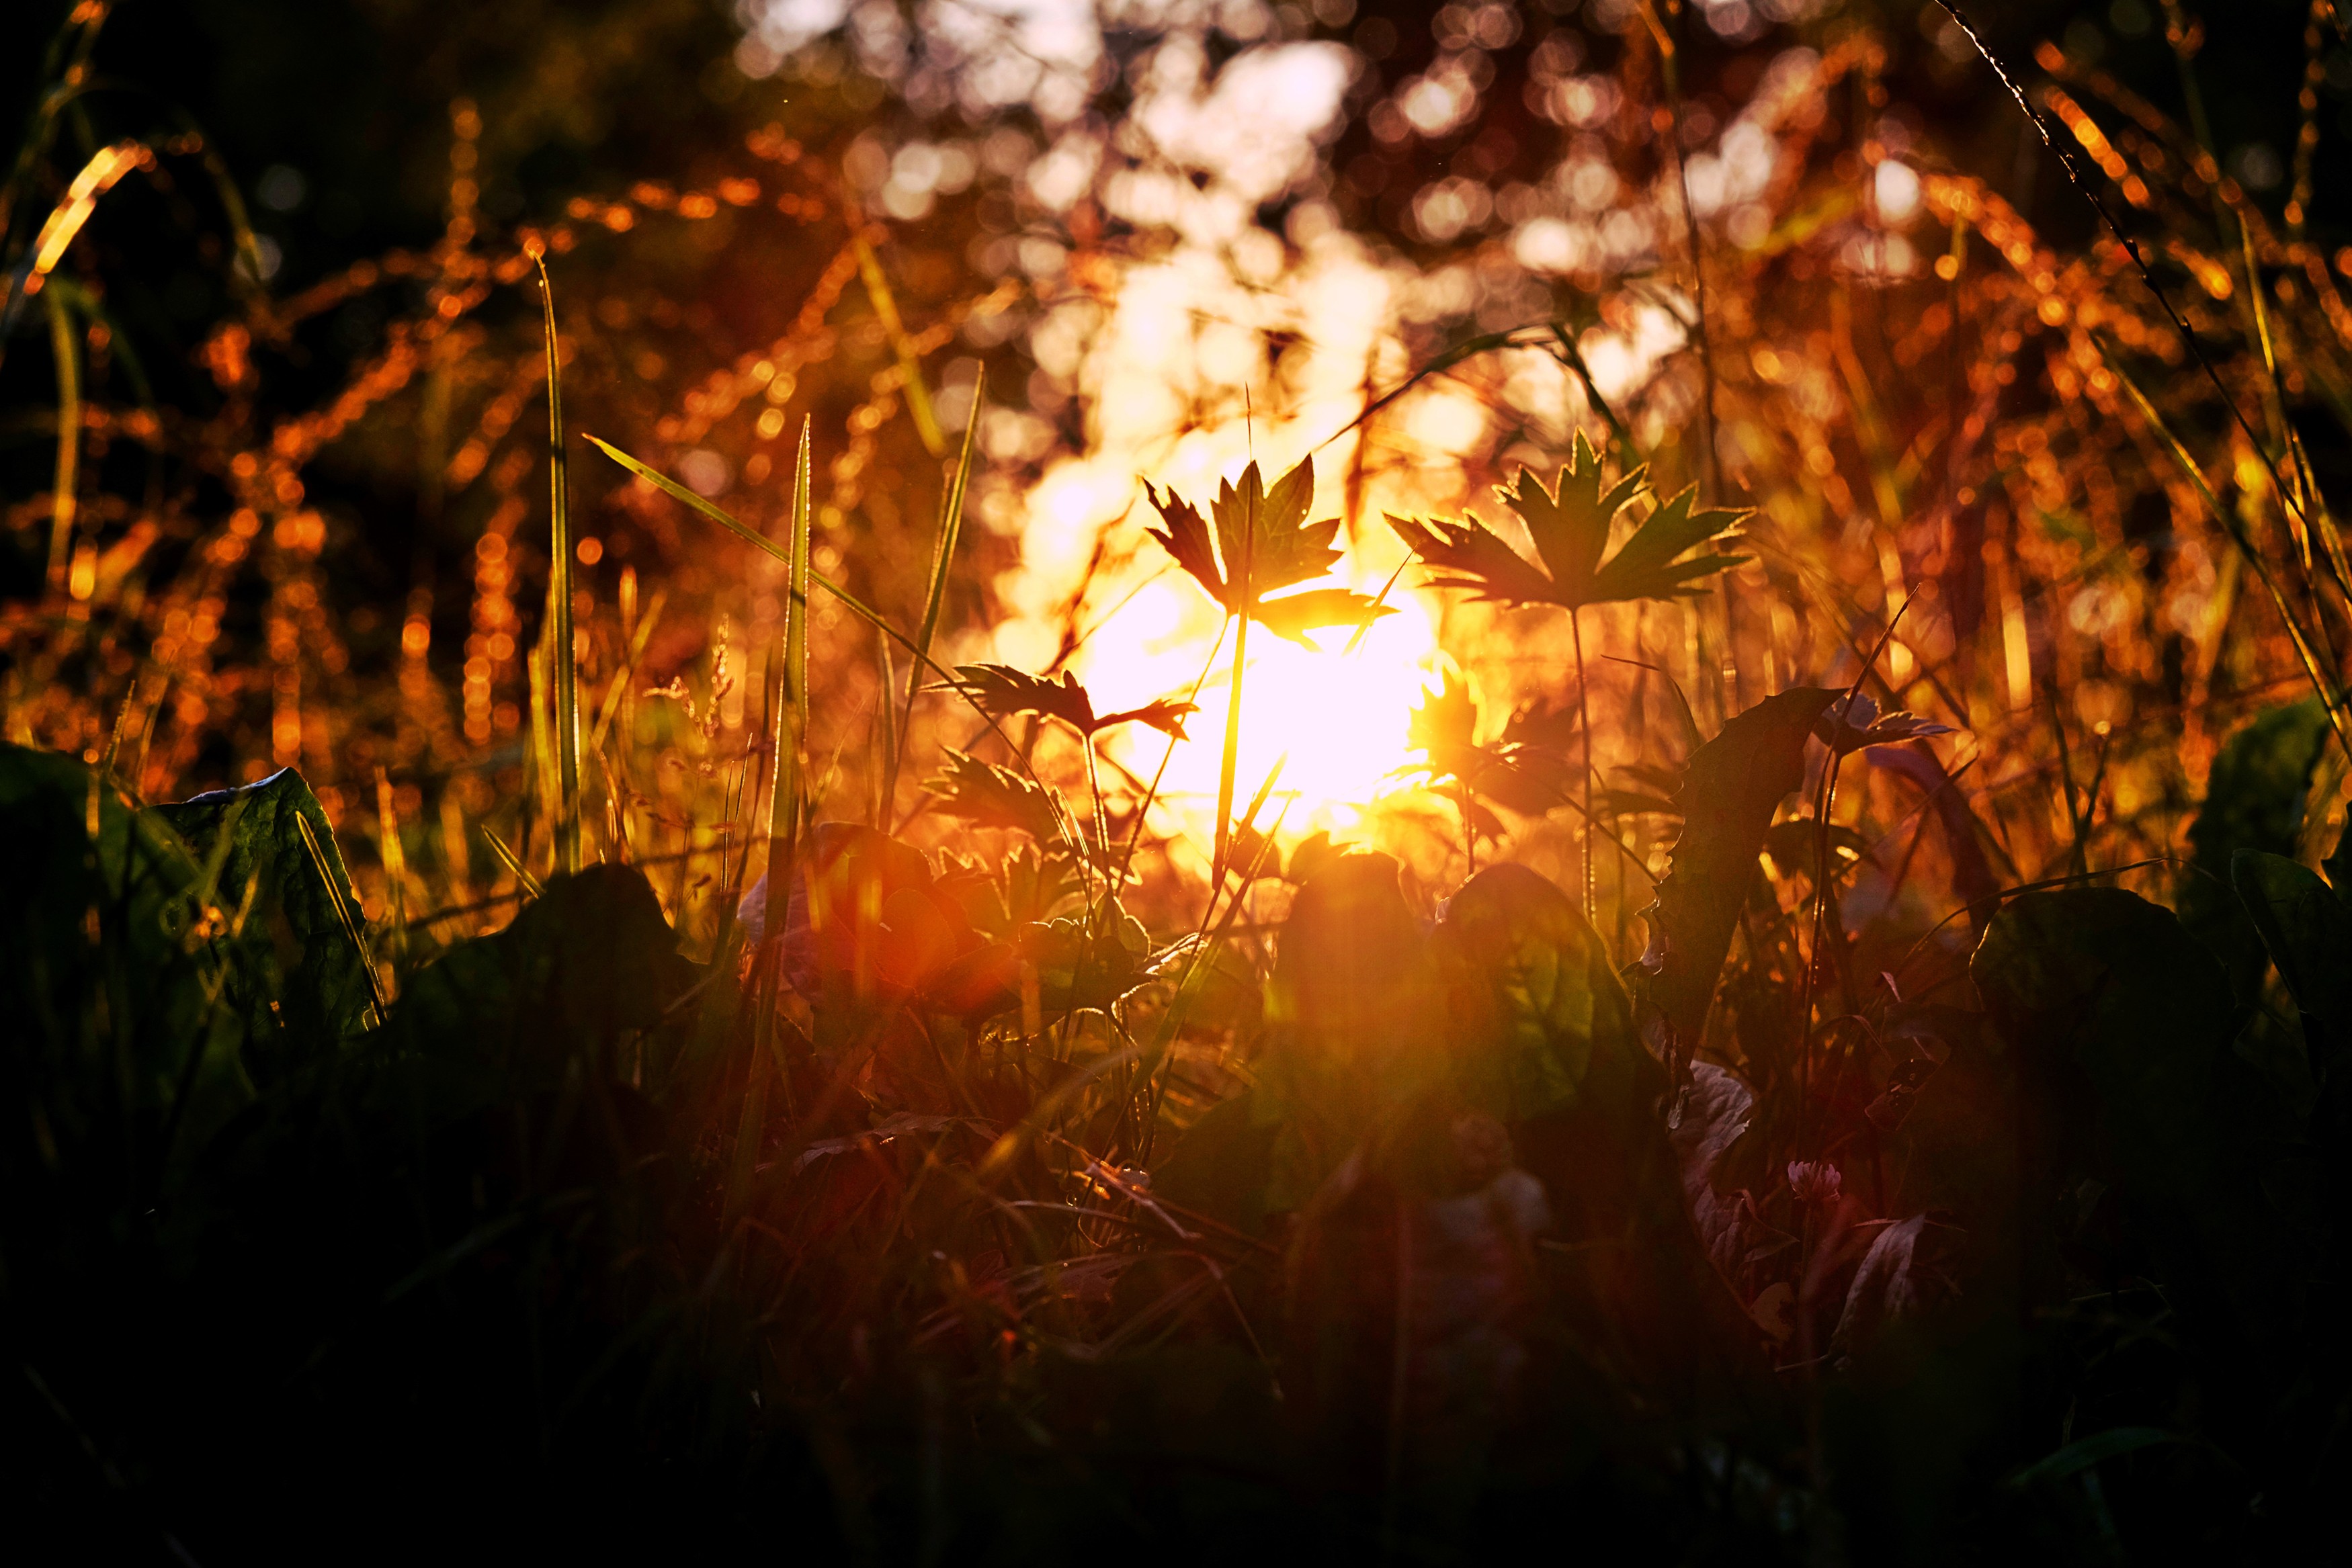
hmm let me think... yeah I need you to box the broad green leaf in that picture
[1433,862,1646,1123]
[152,766,380,1052]
[1972,887,2302,1354]
[2181,698,2331,999]
[380,864,692,1078]
[2232,848,2352,1086]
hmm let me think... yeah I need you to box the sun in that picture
[1072,572,1443,857]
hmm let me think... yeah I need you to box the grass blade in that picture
[884,376,982,828]
[537,257,581,875]
[581,432,1077,837]
[855,234,945,457]
[43,288,79,596]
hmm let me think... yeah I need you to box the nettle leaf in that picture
[922,751,1071,850]
[1812,691,1958,756]
[934,663,1097,732]
[1435,862,1646,1125]
[153,767,380,1049]
[2181,697,2332,1000]
[1388,430,1748,613]
[1972,888,2303,1354]
[1144,455,1394,644]
[1636,687,1839,1062]
[931,663,1198,740]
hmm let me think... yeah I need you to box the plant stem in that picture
[1573,606,1596,924]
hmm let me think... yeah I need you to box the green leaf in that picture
[1434,862,1645,1124]
[2232,848,2352,1085]
[380,865,693,1076]
[1636,687,1838,1054]
[933,663,1099,732]
[2181,698,2331,1000]
[152,766,381,1051]
[1585,483,1749,604]
[1972,887,2302,1353]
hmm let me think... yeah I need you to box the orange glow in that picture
[1070,566,1443,855]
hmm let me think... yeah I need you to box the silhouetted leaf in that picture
[923,750,1071,849]
[1972,887,2304,1354]
[382,864,693,1075]
[1434,862,1644,1124]
[1813,691,1958,755]
[2232,848,2352,1086]
[1144,456,1392,643]
[1387,431,1747,612]
[933,662,1198,739]
[2181,698,2331,999]
[1636,687,1839,1063]
[152,766,380,1049]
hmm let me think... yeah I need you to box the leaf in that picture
[923,750,1071,850]
[1387,431,1747,612]
[1972,887,2301,1353]
[1829,1213,1932,1361]
[933,663,1098,732]
[1583,482,1751,605]
[1866,744,2002,931]
[1636,687,1838,1059]
[1434,863,1646,1125]
[1812,691,1958,756]
[2006,1428,2185,1489]
[1668,1060,1755,1280]
[1384,510,1559,607]
[2232,848,2352,1085]
[1247,585,1396,646]
[1093,697,1199,738]
[2180,697,2332,1000]
[1144,457,1389,642]
[381,865,694,1075]
[1404,670,1481,781]
[152,766,380,1049]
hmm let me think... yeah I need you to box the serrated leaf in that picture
[1388,430,1746,613]
[933,663,1097,732]
[1813,691,1958,756]
[1144,457,1378,640]
[922,750,1073,850]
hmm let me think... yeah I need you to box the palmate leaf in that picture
[1813,691,1958,756]
[1388,430,1749,612]
[1144,455,1394,644]
[930,662,1197,738]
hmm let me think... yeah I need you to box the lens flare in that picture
[1071,572,1442,851]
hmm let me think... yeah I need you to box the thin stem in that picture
[1572,607,1596,924]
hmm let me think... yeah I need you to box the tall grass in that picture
[10,5,2352,1557]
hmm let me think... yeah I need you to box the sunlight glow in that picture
[1072,572,1443,851]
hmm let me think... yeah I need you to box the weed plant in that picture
[7,2,2352,1561]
